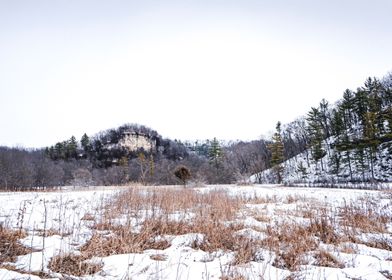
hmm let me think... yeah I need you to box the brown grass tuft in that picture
[263,223,318,271]
[0,225,29,264]
[48,253,102,276]
[141,218,193,236]
[314,250,344,268]
[220,275,247,280]
[149,254,167,261]
[339,199,390,234]
[363,238,392,251]
[338,243,358,254]
[81,213,96,221]
[231,237,259,265]
[81,227,170,258]
[308,209,340,244]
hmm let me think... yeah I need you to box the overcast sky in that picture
[1,0,392,148]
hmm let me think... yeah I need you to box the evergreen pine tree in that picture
[54,142,65,160]
[331,108,344,137]
[319,99,331,138]
[66,136,78,159]
[48,146,55,160]
[297,161,307,179]
[44,147,50,157]
[336,93,356,180]
[364,111,379,180]
[81,133,91,153]
[367,83,384,134]
[330,152,341,176]
[268,122,285,183]
[337,134,354,181]
[208,137,222,169]
[354,147,367,181]
[386,107,392,134]
[306,108,326,171]
[341,89,355,126]
[354,88,369,129]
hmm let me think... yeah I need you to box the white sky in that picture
[1,0,392,148]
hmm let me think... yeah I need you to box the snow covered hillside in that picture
[252,75,392,186]
[0,185,391,280]
[252,137,392,185]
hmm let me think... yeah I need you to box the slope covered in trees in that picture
[2,72,392,190]
[254,72,392,184]
[0,124,272,190]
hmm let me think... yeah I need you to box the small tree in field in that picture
[174,166,191,187]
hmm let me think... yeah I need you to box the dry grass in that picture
[314,250,344,268]
[81,213,96,221]
[0,225,29,264]
[103,188,391,266]
[244,194,280,204]
[82,188,256,263]
[231,237,259,265]
[141,218,194,236]
[193,222,246,254]
[338,243,358,254]
[149,254,167,261]
[111,187,200,217]
[81,226,170,258]
[220,267,247,280]
[36,228,70,237]
[220,274,247,280]
[48,253,102,276]
[339,198,390,234]
[363,238,392,251]
[263,222,318,270]
[308,208,340,244]
[261,208,344,272]
[2,186,391,279]
[75,187,392,273]
[294,203,317,219]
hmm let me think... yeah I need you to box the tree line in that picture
[268,73,392,183]
[0,127,272,190]
[1,72,391,190]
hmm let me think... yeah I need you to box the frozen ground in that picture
[251,136,392,185]
[0,184,391,280]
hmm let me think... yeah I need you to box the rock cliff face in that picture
[118,131,155,152]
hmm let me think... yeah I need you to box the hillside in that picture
[2,73,392,190]
[252,73,392,185]
[0,123,272,190]
[252,137,392,185]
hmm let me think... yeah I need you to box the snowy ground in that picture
[0,185,391,280]
[252,139,392,185]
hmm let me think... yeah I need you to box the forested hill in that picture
[253,73,392,184]
[0,122,271,190]
[2,72,392,190]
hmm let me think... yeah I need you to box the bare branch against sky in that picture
[1,0,391,147]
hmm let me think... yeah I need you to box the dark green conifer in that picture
[268,122,285,183]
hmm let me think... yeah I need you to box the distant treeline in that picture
[1,73,392,190]
[0,124,272,190]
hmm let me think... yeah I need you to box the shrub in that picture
[174,165,191,187]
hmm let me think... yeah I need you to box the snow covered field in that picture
[0,185,391,280]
